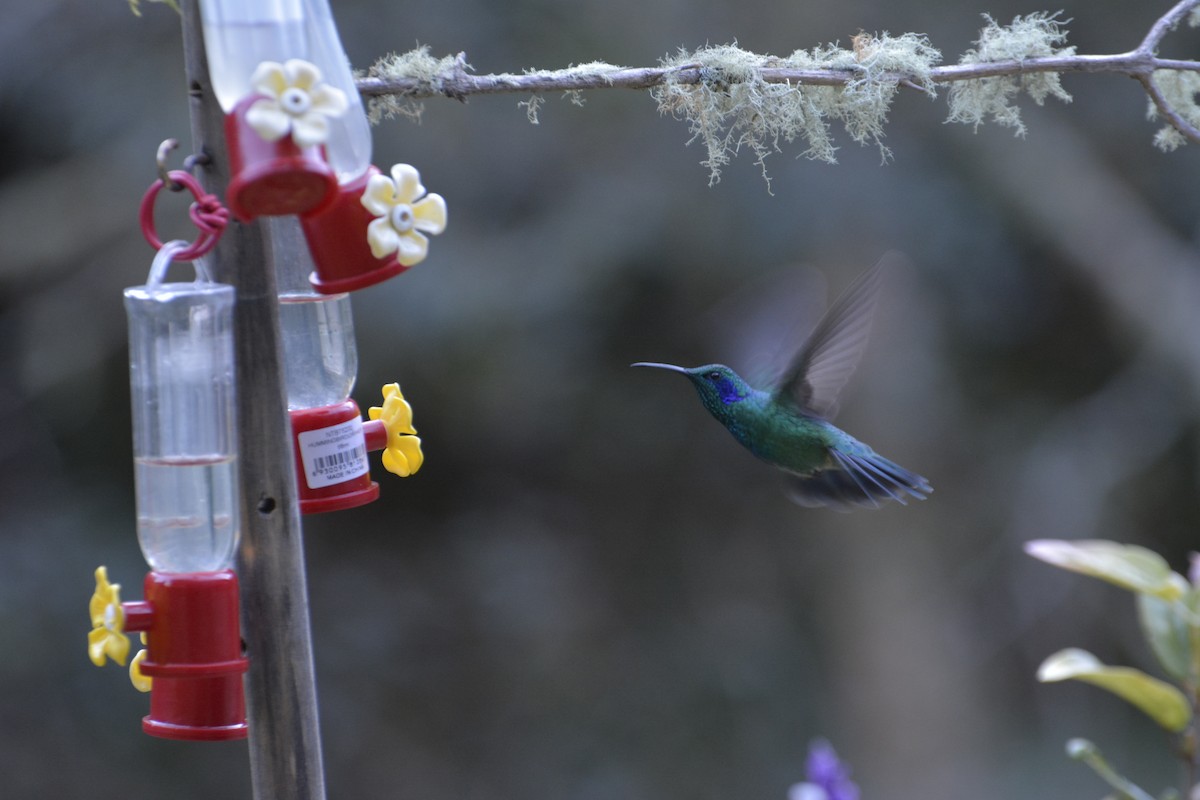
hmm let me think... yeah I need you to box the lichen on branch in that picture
[356,1,1200,183]
[651,34,940,184]
[946,12,1075,136]
[1148,70,1200,150]
[1147,9,1200,151]
[363,47,467,123]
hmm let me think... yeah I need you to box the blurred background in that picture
[3,0,1200,797]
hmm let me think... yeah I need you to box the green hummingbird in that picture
[633,256,931,509]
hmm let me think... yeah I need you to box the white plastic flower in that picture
[361,164,447,265]
[245,59,349,148]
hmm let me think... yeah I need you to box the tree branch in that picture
[356,0,1200,151]
[1138,0,1200,55]
[356,52,1200,100]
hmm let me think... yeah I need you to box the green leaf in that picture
[1136,593,1192,682]
[1185,587,1200,624]
[128,0,179,17]
[1038,649,1192,732]
[1025,539,1186,600]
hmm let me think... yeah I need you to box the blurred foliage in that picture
[1030,540,1200,798]
[3,1,1200,798]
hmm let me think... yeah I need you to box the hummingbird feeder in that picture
[198,0,370,220]
[200,0,447,291]
[274,224,425,513]
[88,239,248,741]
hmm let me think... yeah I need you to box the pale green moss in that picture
[652,45,788,184]
[366,47,467,123]
[517,62,625,118]
[368,51,624,123]
[1154,125,1187,152]
[947,12,1075,136]
[652,35,940,185]
[518,95,545,124]
[523,61,625,87]
[1147,69,1200,152]
[791,33,940,160]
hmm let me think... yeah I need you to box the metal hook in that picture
[182,151,212,173]
[157,140,212,192]
[156,139,185,192]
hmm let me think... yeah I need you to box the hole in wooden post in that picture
[257,496,277,515]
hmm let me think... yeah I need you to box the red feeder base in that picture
[302,167,408,295]
[291,401,379,514]
[224,95,337,222]
[138,570,248,741]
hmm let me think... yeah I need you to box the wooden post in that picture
[179,2,328,798]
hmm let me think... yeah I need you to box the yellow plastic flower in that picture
[368,383,425,477]
[129,634,152,693]
[245,59,349,148]
[361,164,447,265]
[88,566,130,667]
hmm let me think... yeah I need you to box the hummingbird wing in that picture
[771,254,894,419]
[700,265,827,388]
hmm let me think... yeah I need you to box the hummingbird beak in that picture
[630,362,690,374]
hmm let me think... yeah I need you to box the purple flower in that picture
[788,740,859,800]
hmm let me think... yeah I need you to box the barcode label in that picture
[297,418,370,489]
[312,445,366,472]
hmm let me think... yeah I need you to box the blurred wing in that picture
[772,253,897,418]
[699,264,827,387]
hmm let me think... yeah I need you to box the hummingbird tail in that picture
[785,448,932,510]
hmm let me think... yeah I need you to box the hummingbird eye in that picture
[707,371,722,381]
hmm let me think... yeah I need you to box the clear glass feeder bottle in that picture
[271,219,384,514]
[273,221,358,409]
[124,244,239,573]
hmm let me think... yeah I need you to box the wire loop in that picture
[139,170,229,261]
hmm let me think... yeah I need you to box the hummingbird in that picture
[633,256,931,509]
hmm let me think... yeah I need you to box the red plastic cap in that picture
[139,570,248,741]
[290,401,380,514]
[224,96,337,222]
[302,167,408,294]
